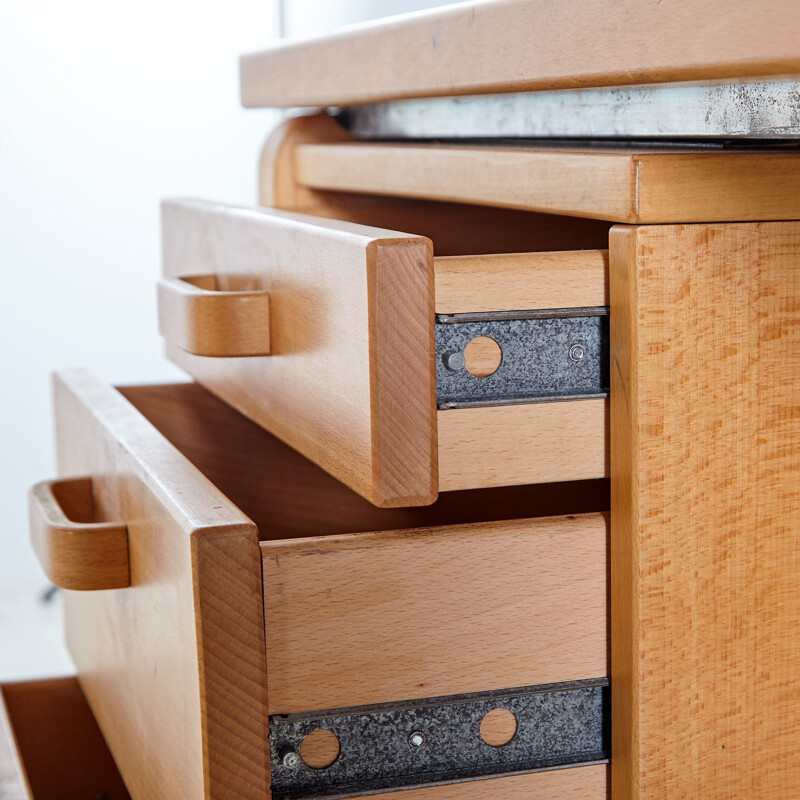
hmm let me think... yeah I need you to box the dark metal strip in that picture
[270,678,610,800]
[435,309,609,408]
[437,307,609,324]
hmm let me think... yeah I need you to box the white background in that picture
[280,0,464,38]
[0,0,461,676]
[0,0,279,603]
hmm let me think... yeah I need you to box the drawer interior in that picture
[1,678,130,800]
[119,382,608,540]
[271,192,613,256]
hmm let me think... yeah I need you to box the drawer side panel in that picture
[437,400,609,491]
[370,764,608,799]
[261,513,608,714]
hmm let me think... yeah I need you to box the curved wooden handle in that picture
[29,478,130,591]
[157,274,271,357]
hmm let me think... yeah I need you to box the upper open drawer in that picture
[159,199,609,507]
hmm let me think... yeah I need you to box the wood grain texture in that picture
[479,708,517,746]
[0,679,131,800]
[463,336,502,377]
[371,765,608,799]
[261,513,608,713]
[53,370,269,800]
[610,222,800,799]
[296,143,631,222]
[300,730,340,769]
[157,274,271,357]
[28,477,130,591]
[162,199,437,508]
[434,250,609,314]
[295,143,800,223]
[240,0,800,107]
[438,400,609,492]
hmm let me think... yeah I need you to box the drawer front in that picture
[162,200,436,509]
[48,370,270,800]
[0,679,131,800]
[160,199,609,507]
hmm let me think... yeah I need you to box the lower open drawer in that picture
[30,370,610,800]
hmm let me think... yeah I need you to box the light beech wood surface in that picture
[157,274,271,357]
[463,336,503,377]
[240,0,800,107]
[259,115,613,254]
[262,513,609,714]
[121,381,609,540]
[479,707,518,747]
[611,221,800,799]
[43,377,610,800]
[375,764,608,799]
[434,250,609,314]
[162,199,437,508]
[295,143,800,223]
[300,730,341,770]
[28,477,130,591]
[161,197,611,503]
[53,370,270,800]
[438,400,609,492]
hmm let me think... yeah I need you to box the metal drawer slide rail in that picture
[270,678,609,800]
[435,308,609,409]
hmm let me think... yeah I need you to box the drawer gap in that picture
[120,383,610,541]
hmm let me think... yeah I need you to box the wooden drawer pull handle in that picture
[28,478,130,591]
[157,275,271,358]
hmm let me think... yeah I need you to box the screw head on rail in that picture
[569,343,586,362]
[443,350,466,371]
[408,731,425,748]
[280,747,301,770]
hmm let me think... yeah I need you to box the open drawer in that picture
[0,678,130,800]
[159,199,610,507]
[31,369,609,800]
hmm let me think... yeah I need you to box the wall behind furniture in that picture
[0,0,460,600]
[281,0,466,37]
[0,0,278,595]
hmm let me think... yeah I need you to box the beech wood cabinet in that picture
[23,1,800,798]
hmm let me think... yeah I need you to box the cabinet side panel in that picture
[610,222,800,799]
